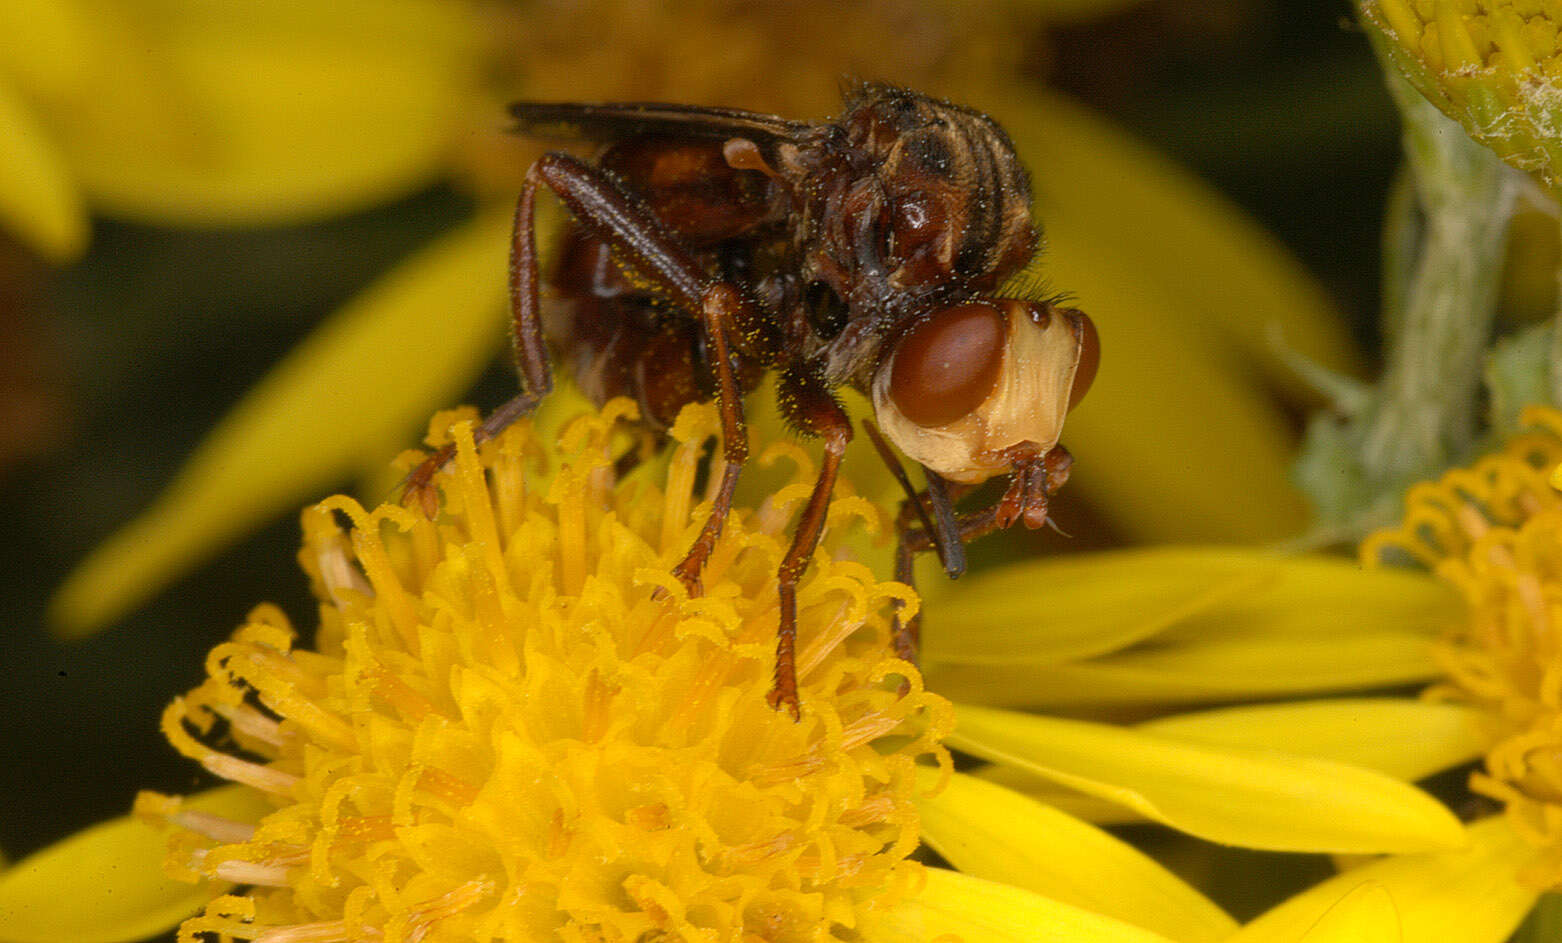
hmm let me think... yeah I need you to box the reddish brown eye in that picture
[1068,310,1100,411]
[888,302,1006,427]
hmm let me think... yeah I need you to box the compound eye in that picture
[888,302,1006,427]
[1068,310,1100,411]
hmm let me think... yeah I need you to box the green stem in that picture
[1362,73,1514,482]
[1293,66,1517,538]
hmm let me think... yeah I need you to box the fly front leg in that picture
[860,420,975,666]
[767,366,853,721]
[892,500,1004,670]
[891,444,1073,667]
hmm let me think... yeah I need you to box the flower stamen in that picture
[142,401,952,941]
[1366,405,1562,887]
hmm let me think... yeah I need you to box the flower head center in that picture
[140,401,952,942]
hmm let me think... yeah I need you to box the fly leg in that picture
[893,502,1002,669]
[863,430,1072,673]
[404,153,763,597]
[403,163,557,515]
[519,153,762,596]
[767,366,853,721]
[861,421,972,667]
[667,282,749,596]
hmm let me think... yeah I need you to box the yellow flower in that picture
[1361,405,1562,882]
[1085,405,1562,943]
[1360,0,1562,196]
[156,402,950,941]
[909,550,1470,861]
[1225,817,1541,943]
[0,401,1236,943]
[0,0,479,261]
[47,0,1362,640]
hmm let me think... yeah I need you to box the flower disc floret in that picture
[1364,405,1562,887]
[138,400,952,943]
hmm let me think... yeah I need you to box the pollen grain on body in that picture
[1362,405,1562,887]
[136,399,953,943]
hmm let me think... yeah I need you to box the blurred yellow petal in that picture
[864,868,1178,943]
[928,553,1449,708]
[919,547,1276,665]
[0,80,87,261]
[1138,698,1487,783]
[917,769,1237,943]
[1005,90,1359,395]
[0,786,264,943]
[1229,818,1540,943]
[54,1,477,224]
[950,704,1466,853]
[994,90,1361,542]
[0,0,94,99]
[49,208,512,637]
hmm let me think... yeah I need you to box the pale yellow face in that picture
[871,301,1082,484]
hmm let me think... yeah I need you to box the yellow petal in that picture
[49,209,512,637]
[919,547,1276,665]
[950,704,1466,854]
[1146,552,1454,646]
[0,786,263,943]
[928,554,1449,708]
[863,868,1178,943]
[0,81,88,261]
[0,0,94,99]
[975,695,1488,824]
[1138,699,1487,784]
[1229,817,1540,943]
[928,631,1439,708]
[974,763,1147,825]
[55,1,476,225]
[993,90,1361,542]
[917,769,1237,943]
[0,0,97,99]
[1294,883,1402,943]
[1003,90,1360,397]
[940,631,1436,709]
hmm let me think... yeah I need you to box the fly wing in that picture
[508,101,813,149]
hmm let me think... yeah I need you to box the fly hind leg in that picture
[405,149,761,585]
[520,154,761,600]
[402,164,556,514]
